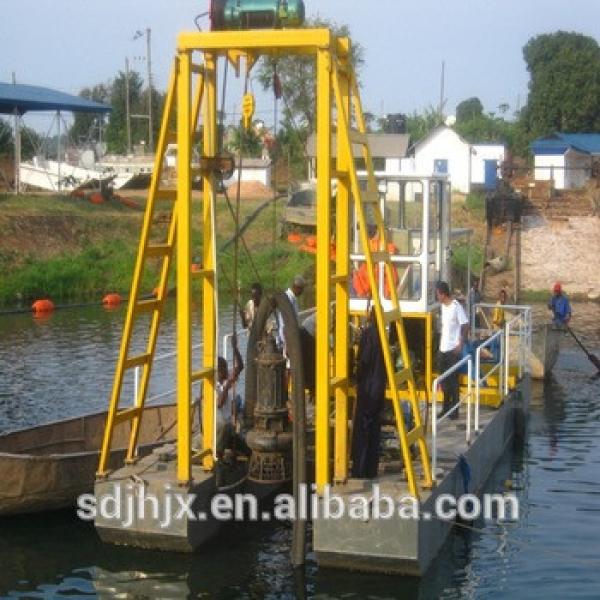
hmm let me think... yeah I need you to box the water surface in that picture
[1,302,600,598]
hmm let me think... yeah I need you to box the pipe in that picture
[244,292,306,566]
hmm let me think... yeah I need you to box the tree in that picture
[256,18,365,177]
[405,107,443,143]
[456,97,483,123]
[522,31,600,136]
[105,70,146,154]
[0,119,13,156]
[20,125,42,160]
[226,123,263,157]
[69,84,110,144]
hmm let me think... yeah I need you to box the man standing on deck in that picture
[351,307,387,478]
[436,281,469,420]
[548,282,571,327]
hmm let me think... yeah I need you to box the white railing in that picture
[430,354,473,481]
[474,303,532,379]
[474,329,504,433]
[430,302,532,483]
[132,343,204,407]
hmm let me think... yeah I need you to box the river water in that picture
[1,302,599,599]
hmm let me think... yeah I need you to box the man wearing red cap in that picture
[548,282,571,326]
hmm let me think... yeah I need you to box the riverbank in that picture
[0,192,312,308]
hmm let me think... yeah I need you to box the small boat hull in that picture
[0,404,177,516]
[530,324,561,379]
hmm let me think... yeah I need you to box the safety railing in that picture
[132,343,202,407]
[473,303,532,367]
[474,329,504,433]
[431,303,532,482]
[430,354,473,481]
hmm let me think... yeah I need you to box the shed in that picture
[226,157,272,187]
[0,82,111,193]
[530,133,600,190]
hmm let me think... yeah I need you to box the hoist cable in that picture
[271,63,280,292]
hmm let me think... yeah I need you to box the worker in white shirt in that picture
[436,281,469,420]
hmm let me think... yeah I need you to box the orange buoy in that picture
[191,263,202,273]
[102,293,122,307]
[89,192,104,205]
[287,233,302,244]
[31,299,55,315]
[305,235,317,248]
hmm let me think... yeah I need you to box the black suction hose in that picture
[244,293,307,567]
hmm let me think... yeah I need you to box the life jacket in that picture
[352,237,399,298]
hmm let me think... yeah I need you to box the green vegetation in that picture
[0,242,142,306]
[522,31,600,137]
[0,193,313,309]
[464,192,485,218]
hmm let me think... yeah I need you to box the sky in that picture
[2,0,600,132]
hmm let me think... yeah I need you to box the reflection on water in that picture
[1,303,600,598]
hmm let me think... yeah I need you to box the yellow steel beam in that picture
[96,62,179,477]
[178,28,332,54]
[335,67,424,497]
[176,50,193,484]
[333,41,351,484]
[315,48,332,494]
[201,53,218,472]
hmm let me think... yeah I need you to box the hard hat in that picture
[553,282,562,293]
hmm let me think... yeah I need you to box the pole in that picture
[12,72,20,195]
[125,58,132,154]
[147,27,154,153]
[439,61,445,120]
[57,110,62,192]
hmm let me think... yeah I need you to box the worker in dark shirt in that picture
[548,282,571,326]
[351,308,387,479]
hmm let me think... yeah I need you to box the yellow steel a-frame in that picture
[97,28,432,498]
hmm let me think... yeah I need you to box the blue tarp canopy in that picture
[0,82,111,115]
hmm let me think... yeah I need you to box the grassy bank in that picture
[0,193,313,308]
[450,192,487,290]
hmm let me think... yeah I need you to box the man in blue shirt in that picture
[548,282,571,326]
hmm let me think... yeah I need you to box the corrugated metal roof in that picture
[0,82,111,115]
[306,133,410,158]
[531,133,600,156]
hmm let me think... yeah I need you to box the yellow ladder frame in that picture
[326,49,432,498]
[97,56,214,481]
[98,28,431,495]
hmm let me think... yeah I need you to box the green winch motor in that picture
[210,0,305,30]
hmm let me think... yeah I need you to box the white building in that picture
[226,157,272,187]
[530,133,600,190]
[306,132,410,179]
[406,126,505,194]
